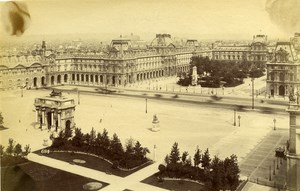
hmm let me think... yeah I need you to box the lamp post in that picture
[251,78,255,109]
[154,144,157,162]
[233,109,236,126]
[21,86,23,97]
[273,159,276,175]
[77,89,80,105]
[269,165,272,181]
[273,118,276,130]
[145,98,147,114]
[238,115,241,127]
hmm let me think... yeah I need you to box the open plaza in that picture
[0,83,290,190]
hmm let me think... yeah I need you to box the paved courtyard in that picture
[0,88,290,190]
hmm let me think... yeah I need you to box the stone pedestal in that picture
[286,103,300,191]
[191,66,197,86]
[152,114,160,132]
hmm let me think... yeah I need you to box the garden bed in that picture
[1,161,108,191]
[34,150,153,177]
[141,174,206,191]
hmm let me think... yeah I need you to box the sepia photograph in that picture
[0,0,300,190]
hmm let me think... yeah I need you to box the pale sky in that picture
[0,0,296,41]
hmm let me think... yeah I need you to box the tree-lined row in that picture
[51,127,150,169]
[178,56,265,87]
[158,142,240,191]
[0,138,31,166]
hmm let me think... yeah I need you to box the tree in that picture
[193,147,201,167]
[100,128,110,149]
[169,142,180,164]
[0,112,3,127]
[89,127,96,146]
[51,131,65,148]
[186,156,192,167]
[164,154,170,165]
[202,148,211,169]
[6,138,14,155]
[23,144,31,156]
[110,133,124,160]
[181,151,189,164]
[210,156,224,191]
[71,128,84,147]
[0,144,4,157]
[158,164,166,175]
[64,125,73,140]
[125,137,135,156]
[224,154,240,190]
[14,143,22,156]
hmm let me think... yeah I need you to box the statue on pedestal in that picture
[152,114,160,132]
[191,66,197,86]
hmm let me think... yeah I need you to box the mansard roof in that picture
[0,55,43,69]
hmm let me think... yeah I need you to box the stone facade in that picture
[266,42,300,97]
[0,35,210,90]
[212,35,274,67]
[34,91,76,131]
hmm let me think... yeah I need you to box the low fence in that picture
[248,177,286,190]
[50,150,152,171]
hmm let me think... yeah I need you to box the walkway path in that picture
[28,153,168,191]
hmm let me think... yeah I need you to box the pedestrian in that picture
[99,119,102,123]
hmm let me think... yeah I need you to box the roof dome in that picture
[150,34,174,47]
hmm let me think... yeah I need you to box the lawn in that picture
[35,150,152,177]
[141,174,206,191]
[1,161,109,191]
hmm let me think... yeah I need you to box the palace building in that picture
[266,42,300,97]
[212,35,274,67]
[0,34,209,90]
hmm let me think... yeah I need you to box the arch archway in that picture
[279,85,285,96]
[64,74,68,83]
[51,76,55,85]
[57,75,61,84]
[65,120,71,130]
[41,76,45,86]
[33,77,37,87]
[112,76,116,85]
[81,74,84,82]
[46,112,52,129]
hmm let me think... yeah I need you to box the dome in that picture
[150,34,175,47]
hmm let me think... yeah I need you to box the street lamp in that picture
[273,118,276,130]
[145,98,147,114]
[251,78,255,109]
[238,115,241,127]
[273,160,276,175]
[233,109,236,126]
[269,165,272,181]
[77,89,80,105]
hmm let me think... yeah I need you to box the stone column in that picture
[36,109,39,123]
[51,111,54,127]
[42,110,45,124]
[58,111,61,129]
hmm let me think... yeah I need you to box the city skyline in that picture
[0,0,298,42]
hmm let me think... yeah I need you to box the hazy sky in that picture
[0,0,297,41]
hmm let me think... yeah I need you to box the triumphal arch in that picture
[34,90,76,131]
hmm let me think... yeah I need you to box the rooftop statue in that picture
[50,90,62,97]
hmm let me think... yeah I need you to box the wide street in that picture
[0,80,290,190]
